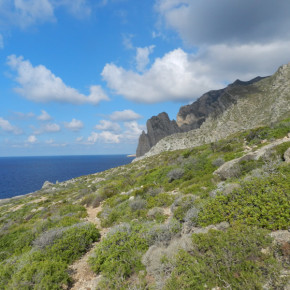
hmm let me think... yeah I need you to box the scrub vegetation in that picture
[0,118,289,289]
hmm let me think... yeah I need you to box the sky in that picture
[0,0,290,157]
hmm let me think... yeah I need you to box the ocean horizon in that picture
[0,154,134,199]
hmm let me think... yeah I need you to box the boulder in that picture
[42,181,54,189]
[284,147,290,163]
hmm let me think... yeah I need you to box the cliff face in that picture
[136,112,180,157]
[176,77,265,130]
[136,63,290,159]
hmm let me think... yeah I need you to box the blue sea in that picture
[0,155,134,199]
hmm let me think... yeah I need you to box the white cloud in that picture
[122,121,145,142]
[88,131,121,144]
[109,109,143,121]
[102,42,290,103]
[122,33,134,50]
[55,0,91,18]
[136,45,155,72]
[0,117,22,134]
[14,111,35,119]
[34,123,61,134]
[0,0,92,29]
[0,0,55,29]
[44,123,61,132]
[95,120,121,132]
[7,55,109,105]
[37,110,52,121]
[45,139,54,144]
[102,48,221,103]
[27,135,37,143]
[64,118,84,131]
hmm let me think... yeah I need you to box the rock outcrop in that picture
[136,112,180,157]
[176,77,265,130]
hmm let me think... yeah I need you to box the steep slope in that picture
[1,119,289,289]
[136,63,290,160]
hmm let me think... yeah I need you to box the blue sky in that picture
[0,0,290,156]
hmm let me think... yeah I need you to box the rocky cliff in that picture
[136,112,181,157]
[136,62,290,160]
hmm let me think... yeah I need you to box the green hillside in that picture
[0,118,289,289]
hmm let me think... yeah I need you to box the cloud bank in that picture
[7,55,109,105]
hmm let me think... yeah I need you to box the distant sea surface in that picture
[0,155,134,199]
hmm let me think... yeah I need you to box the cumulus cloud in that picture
[0,117,22,134]
[102,41,290,103]
[64,118,84,131]
[14,111,35,119]
[102,49,221,103]
[34,123,61,134]
[136,45,155,72]
[56,0,91,18]
[122,33,134,50]
[155,0,290,46]
[37,110,52,121]
[88,131,121,144]
[44,123,61,132]
[7,55,109,105]
[0,0,92,29]
[109,109,143,121]
[122,121,145,142]
[27,135,37,143]
[0,0,55,29]
[95,120,121,132]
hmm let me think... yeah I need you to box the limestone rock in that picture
[284,147,290,163]
[42,181,54,189]
[136,112,180,157]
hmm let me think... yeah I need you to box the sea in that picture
[0,155,134,199]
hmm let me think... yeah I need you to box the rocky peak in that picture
[136,112,180,157]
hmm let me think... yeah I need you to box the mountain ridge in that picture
[136,63,290,160]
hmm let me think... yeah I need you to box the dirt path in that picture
[69,205,108,290]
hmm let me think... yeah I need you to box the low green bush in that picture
[165,225,282,289]
[89,223,148,280]
[198,175,290,230]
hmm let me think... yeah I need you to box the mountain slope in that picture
[136,63,290,160]
[0,119,289,289]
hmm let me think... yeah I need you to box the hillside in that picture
[136,63,290,159]
[0,118,289,289]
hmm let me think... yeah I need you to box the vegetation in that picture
[0,118,289,289]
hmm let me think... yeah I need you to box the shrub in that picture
[147,219,181,246]
[32,227,64,249]
[167,168,184,182]
[198,176,290,230]
[211,157,225,167]
[46,222,100,263]
[147,193,175,209]
[9,260,70,290]
[147,207,165,221]
[89,223,148,279]
[129,197,147,211]
[171,195,199,222]
[164,225,282,289]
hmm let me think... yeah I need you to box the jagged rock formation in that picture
[136,77,266,157]
[136,112,180,157]
[136,62,290,160]
[176,77,265,130]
